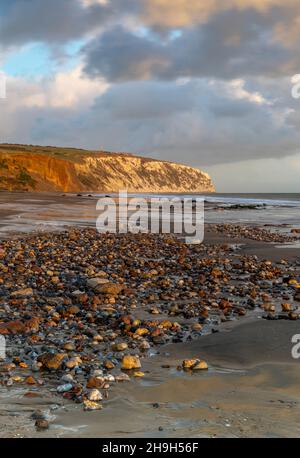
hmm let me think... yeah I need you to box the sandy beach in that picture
[0,193,299,438]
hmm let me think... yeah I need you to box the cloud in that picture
[83,6,300,83]
[141,0,298,28]
[2,76,297,169]
[0,0,113,48]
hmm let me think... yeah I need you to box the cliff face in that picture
[0,145,215,193]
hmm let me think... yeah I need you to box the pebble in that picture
[121,355,142,370]
[87,389,103,402]
[61,374,74,383]
[133,371,145,377]
[35,419,49,431]
[112,342,128,352]
[193,360,208,371]
[115,373,131,382]
[65,356,82,369]
[57,383,73,393]
[83,400,103,411]
[11,288,33,298]
[87,376,104,389]
[31,410,47,420]
[37,353,66,371]
[87,278,110,288]
[182,359,208,370]
[0,226,299,417]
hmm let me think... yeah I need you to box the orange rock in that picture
[10,288,33,298]
[121,355,141,370]
[24,317,40,333]
[0,320,25,335]
[24,376,36,385]
[282,303,292,312]
[160,320,173,329]
[263,303,275,312]
[37,353,66,370]
[86,376,104,389]
[134,328,149,336]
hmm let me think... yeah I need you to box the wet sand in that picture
[0,192,300,438]
[2,318,300,438]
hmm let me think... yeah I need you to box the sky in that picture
[0,0,300,192]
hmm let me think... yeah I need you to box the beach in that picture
[0,193,299,438]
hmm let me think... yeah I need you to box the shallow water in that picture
[0,192,300,238]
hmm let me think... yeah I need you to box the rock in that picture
[103,359,115,370]
[57,383,73,393]
[121,355,141,370]
[24,376,37,385]
[24,317,40,333]
[0,320,25,335]
[133,371,145,377]
[263,303,276,312]
[139,340,151,351]
[86,376,104,389]
[0,363,16,373]
[35,419,49,431]
[112,342,128,352]
[63,342,75,351]
[37,353,66,371]
[87,389,102,402]
[134,328,149,337]
[115,373,131,382]
[87,278,110,289]
[95,283,123,296]
[92,369,103,377]
[281,303,292,312]
[294,292,300,302]
[65,356,82,369]
[61,374,74,383]
[193,360,208,371]
[104,374,115,382]
[31,410,47,420]
[182,359,198,369]
[68,305,80,315]
[83,400,102,411]
[11,288,33,298]
[31,361,42,372]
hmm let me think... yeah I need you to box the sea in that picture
[0,192,299,237]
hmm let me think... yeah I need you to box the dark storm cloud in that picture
[0,0,113,46]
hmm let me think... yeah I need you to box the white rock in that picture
[87,389,103,402]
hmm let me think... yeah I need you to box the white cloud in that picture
[19,65,109,109]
